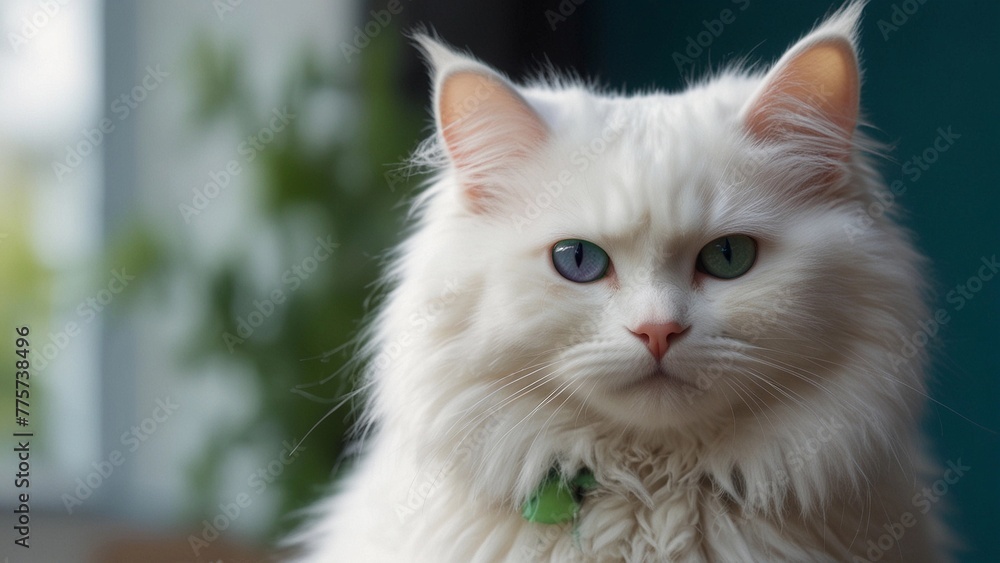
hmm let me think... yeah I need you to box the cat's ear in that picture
[417,35,548,211]
[742,4,862,160]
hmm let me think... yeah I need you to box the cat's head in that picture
[391,2,924,437]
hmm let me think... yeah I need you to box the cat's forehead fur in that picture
[416,1,864,248]
[517,76,769,250]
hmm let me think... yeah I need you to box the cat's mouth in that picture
[617,366,697,394]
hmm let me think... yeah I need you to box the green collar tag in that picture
[521,468,598,524]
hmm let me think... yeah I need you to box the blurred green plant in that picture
[131,27,424,542]
[0,163,52,451]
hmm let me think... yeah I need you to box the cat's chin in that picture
[614,366,698,394]
[584,366,714,430]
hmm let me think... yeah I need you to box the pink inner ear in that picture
[745,38,859,152]
[436,71,548,209]
[439,72,547,159]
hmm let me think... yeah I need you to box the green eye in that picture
[697,235,757,279]
[552,239,610,283]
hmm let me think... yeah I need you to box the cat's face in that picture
[414,25,901,432]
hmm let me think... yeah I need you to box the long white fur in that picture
[288,3,951,561]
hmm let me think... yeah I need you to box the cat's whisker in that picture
[723,378,768,437]
[452,357,567,416]
[418,359,586,478]
[291,379,376,456]
[736,377,788,444]
[467,367,585,483]
[737,367,811,413]
[752,341,994,434]
[523,377,589,465]
[480,371,581,469]
[738,357,891,443]
[735,351,868,411]
[293,339,366,390]
[456,364,568,424]
[422,370,565,470]
[572,376,601,425]
[740,352,922,489]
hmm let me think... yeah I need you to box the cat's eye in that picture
[697,235,756,279]
[552,239,610,283]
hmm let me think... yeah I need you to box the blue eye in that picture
[552,239,610,283]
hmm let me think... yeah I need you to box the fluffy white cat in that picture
[290,2,951,561]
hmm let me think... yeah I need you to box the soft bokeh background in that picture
[0,1,996,561]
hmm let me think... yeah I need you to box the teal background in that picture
[591,1,999,560]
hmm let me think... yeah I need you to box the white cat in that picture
[290,2,951,561]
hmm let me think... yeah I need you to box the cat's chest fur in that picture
[409,446,713,562]
[325,433,889,563]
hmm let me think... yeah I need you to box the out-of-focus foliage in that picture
[125,25,423,541]
[0,162,52,450]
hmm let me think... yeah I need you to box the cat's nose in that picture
[630,322,686,361]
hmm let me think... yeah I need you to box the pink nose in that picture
[630,322,685,360]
